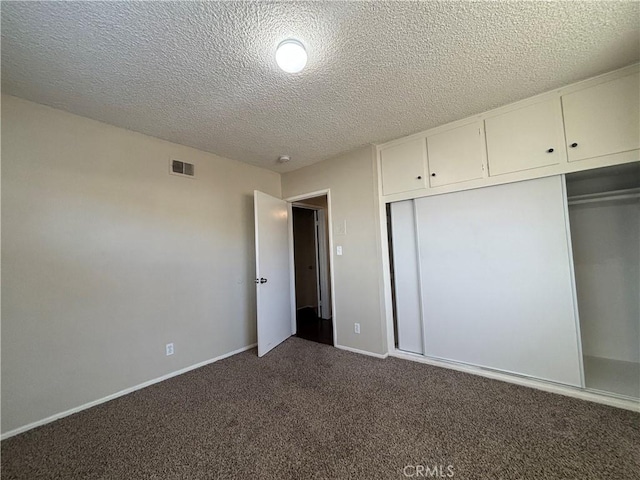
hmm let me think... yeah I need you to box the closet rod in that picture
[568,187,640,206]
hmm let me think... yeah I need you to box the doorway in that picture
[291,194,334,346]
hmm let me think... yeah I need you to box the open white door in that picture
[254,190,292,357]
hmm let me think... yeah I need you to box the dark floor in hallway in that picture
[295,307,333,345]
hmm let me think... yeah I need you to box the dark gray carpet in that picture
[2,337,639,479]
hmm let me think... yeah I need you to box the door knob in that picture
[547,148,554,153]
[260,278,268,284]
[570,142,578,148]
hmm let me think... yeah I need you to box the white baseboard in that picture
[335,344,388,359]
[390,350,640,412]
[1,343,257,441]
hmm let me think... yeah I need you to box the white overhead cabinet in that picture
[485,98,566,176]
[378,65,639,201]
[562,72,640,162]
[380,138,427,195]
[426,121,486,187]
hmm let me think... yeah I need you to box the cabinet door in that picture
[562,72,640,162]
[485,98,566,176]
[426,121,485,187]
[380,138,427,195]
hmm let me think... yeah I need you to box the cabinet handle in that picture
[417,176,422,180]
[547,148,554,153]
[431,173,436,177]
[570,142,578,148]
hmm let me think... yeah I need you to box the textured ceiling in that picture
[2,1,639,173]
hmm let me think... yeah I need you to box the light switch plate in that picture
[337,246,343,256]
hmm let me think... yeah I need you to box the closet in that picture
[389,164,640,398]
[566,163,640,398]
[382,63,639,402]
[389,175,583,387]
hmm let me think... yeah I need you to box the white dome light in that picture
[275,39,307,73]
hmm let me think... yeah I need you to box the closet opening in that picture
[291,195,333,346]
[566,162,640,399]
[386,204,400,350]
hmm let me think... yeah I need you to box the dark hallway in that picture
[295,307,333,346]
[292,197,334,347]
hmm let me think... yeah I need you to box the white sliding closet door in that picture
[415,176,582,386]
[390,201,424,354]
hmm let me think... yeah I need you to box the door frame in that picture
[285,189,337,347]
[315,208,331,320]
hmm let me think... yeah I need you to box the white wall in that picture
[570,199,640,362]
[1,95,281,434]
[282,147,387,355]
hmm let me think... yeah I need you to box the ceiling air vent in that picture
[170,159,195,178]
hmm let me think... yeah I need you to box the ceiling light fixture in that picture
[275,39,307,73]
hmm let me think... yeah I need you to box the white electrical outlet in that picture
[166,343,174,356]
[354,323,360,334]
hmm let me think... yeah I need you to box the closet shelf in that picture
[568,187,640,206]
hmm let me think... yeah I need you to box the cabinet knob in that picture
[547,148,554,153]
[570,142,578,148]
[431,173,436,177]
[417,176,422,180]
